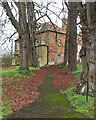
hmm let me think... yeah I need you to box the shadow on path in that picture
[6,69,85,118]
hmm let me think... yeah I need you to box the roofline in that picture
[36,30,66,35]
[15,39,18,41]
[15,30,66,42]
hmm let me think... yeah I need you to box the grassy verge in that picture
[60,62,94,118]
[2,66,36,83]
[2,68,35,77]
[15,66,40,70]
[1,66,38,119]
[60,87,94,118]
[2,97,14,117]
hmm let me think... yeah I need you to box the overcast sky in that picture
[0,0,81,57]
[0,0,67,57]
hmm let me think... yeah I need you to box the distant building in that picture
[14,18,82,66]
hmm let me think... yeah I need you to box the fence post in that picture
[86,79,89,102]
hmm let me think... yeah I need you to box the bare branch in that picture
[45,7,67,26]
[9,31,17,42]
[36,14,46,22]
[63,0,69,10]
[2,2,19,31]
[14,1,19,8]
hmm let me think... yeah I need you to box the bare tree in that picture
[2,2,39,71]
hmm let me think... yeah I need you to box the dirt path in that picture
[6,69,85,119]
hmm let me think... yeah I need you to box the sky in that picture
[0,0,66,57]
[0,0,81,57]
[0,3,18,57]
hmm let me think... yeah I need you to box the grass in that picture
[70,62,82,80]
[60,62,94,118]
[72,62,82,74]
[17,88,22,90]
[2,97,14,117]
[2,65,40,85]
[2,66,38,119]
[60,86,94,118]
[15,66,40,70]
[2,67,35,77]
[29,67,40,70]
[2,69,35,84]
[47,74,54,78]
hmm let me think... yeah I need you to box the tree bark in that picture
[86,2,96,96]
[27,2,39,67]
[68,2,77,73]
[19,2,29,71]
[75,2,96,96]
[75,3,88,94]
[2,2,39,70]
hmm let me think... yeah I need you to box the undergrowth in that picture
[1,66,37,119]
[60,87,94,118]
[72,62,82,74]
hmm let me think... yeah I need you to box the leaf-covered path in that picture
[6,69,85,119]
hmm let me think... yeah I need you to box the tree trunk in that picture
[68,2,77,73]
[74,3,88,94]
[86,2,96,96]
[27,2,39,67]
[75,2,96,97]
[2,2,39,70]
[19,2,29,71]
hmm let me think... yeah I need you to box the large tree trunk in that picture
[68,2,77,73]
[19,3,29,71]
[27,2,39,67]
[75,2,96,97]
[85,2,96,96]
